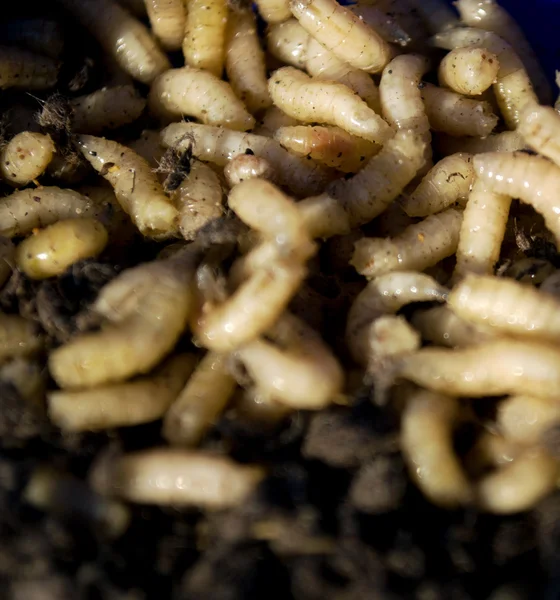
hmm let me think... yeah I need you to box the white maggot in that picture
[0,132,55,186]
[224,154,274,187]
[517,103,560,168]
[435,130,527,156]
[438,47,499,96]
[255,0,291,23]
[267,19,309,69]
[145,0,186,51]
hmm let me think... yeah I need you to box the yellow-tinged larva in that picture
[401,153,474,217]
[48,354,196,432]
[148,67,254,131]
[474,152,560,247]
[224,154,274,187]
[517,103,560,168]
[15,218,108,280]
[401,388,472,508]
[160,122,334,197]
[477,447,558,514]
[351,207,463,278]
[57,0,170,85]
[0,314,42,364]
[453,180,511,279]
[226,9,272,114]
[454,0,551,105]
[254,106,299,137]
[0,46,59,90]
[411,305,494,348]
[48,251,198,389]
[448,274,560,343]
[346,271,447,365]
[0,132,55,187]
[420,83,498,137]
[172,160,224,241]
[77,135,178,239]
[163,352,236,446]
[398,340,560,399]
[432,27,537,128]
[267,19,309,69]
[0,18,65,59]
[236,312,343,409]
[182,0,228,77]
[413,0,459,34]
[70,86,146,135]
[438,48,499,96]
[435,130,527,155]
[0,187,109,238]
[289,0,393,73]
[268,67,393,144]
[274,125,379,173]
[256,0,291,23]
[368,315,420,364]
[91,448,265,509]
[0,238,15,289]
[497,395,560,446]
[144,0,185,51]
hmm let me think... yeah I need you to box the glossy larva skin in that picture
[0,314,43,363]
[160,122,334,197]
[148,67,255,131]
[255,0,291,23]
[182,0,228,77]
[421,83,499,137]
[224,154,274,187]
[497,395,560,446]
[145,0,185,51]
[267,19,309,69]
[77,135,179,239]
[473,151,560,246]
[48,354,196,432]
[16,219,108,280]
[346,271,447,365]
[399,340,560,399]
[517,103,560,168]
[57,0,170,85]
[289,0,393,73]
[401,153,474,217]
[351,207,463,279]
[453,179,511,279]
[0,18,64,59]
[268,67,392,144]
[438,48,499,96]
[435,130,527,156]
[0,132,55,187]
[70,86,146,134]
[454,0,551,105]
[163,352,236,446]
[0,46,59,90]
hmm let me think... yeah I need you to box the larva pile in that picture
[2,0,560,596]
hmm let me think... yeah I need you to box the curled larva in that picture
[0,18,64,59]
[182,0,228,77]
[91,448,265,509]
[453,180,511,279]
[477,447,558,514]
[160,122,334,197]
[236,312,343,409]
[274,125,379,173]
[56,0,170,84]
[517,103,560,168]
[398,340,560,399]
[454,0,551,104]
[401,388,472,508]
[0,132,55,187]
[226,9,271,114]
[0,314,42,363]
[255,0,291,23]
[0,238,15,289]
[474,152,560,246]
[77,135,178,239]
[15,218,108,280]
[172,160,224,241]
[145,0,185,51]
[70,86,146,134]
[267,19,309,69]
[254,106,299,137]
[48,354,197,432]
[268,67,393,144]
[224,154,274,187]
[163,352,236,446]
[0,46,59,90]
[298,130,427,238]
[420,83,498,137]
[435,130,528,156]
[413,0,459,34]
[497,395,560,447]
[346,271,447,365]
[401,153,474,217]
[438,48,499,96]
[289,0,393,73]
[432,27,537,128]
[48,251,198,389]
[351,207,463,279]
[148,67,255,131]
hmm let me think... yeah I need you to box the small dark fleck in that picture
[33,196,41,203]
[245,148,255,155]
[388,69,393,74]
[418,82,426,89]
[337,152,342,158]
[89,150,97,157]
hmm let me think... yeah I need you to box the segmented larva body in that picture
[0,46,59,90]
[351,207,463,279]
[289,0,393,73]
[438,48,499,96]
[0,18,64,59]
[435,130,527,156]
[517,103,560,168]
[255,0,291,24]
[148,67,255,131]
[268,67,393,144]
[145,0,186,51]
[401,153,474,217]
[497,394,560,446]
[224,154,275,187]
[267,19,309,69]
[0,132,55,187]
